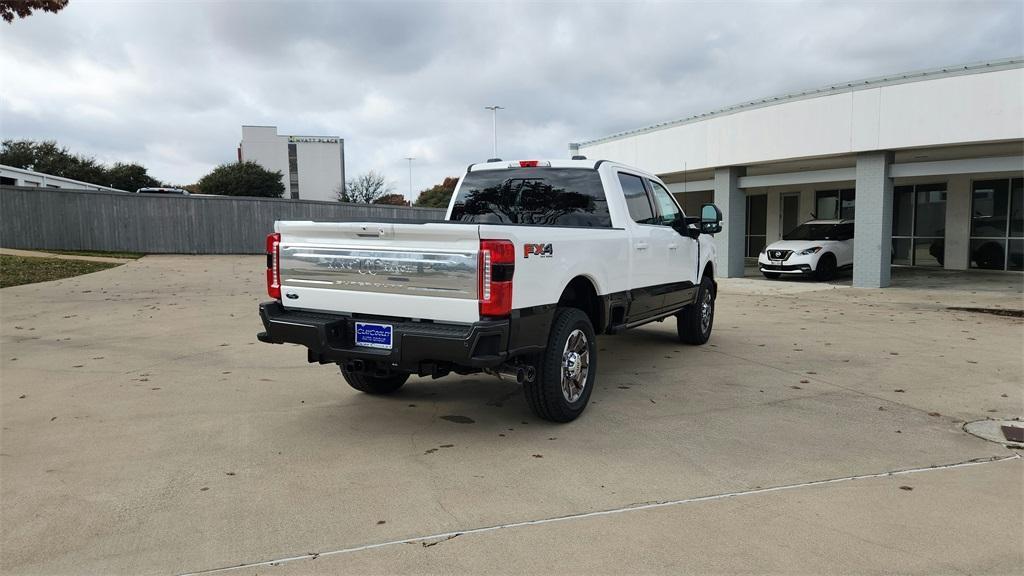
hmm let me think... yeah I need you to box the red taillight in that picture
[266,232,281,299]
[479,239,514,318]
[519,160,540,167]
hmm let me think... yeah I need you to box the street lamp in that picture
[484,105,504,159]
[404,157,415,200]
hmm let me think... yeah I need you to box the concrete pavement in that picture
[1,255,1021,575]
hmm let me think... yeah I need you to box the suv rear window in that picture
[448,167,612,227]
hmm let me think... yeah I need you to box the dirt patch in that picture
[440,415,475,424]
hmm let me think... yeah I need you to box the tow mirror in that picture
[700,203,723,235]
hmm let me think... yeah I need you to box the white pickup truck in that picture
[258,158,724,422]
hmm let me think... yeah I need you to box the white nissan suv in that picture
[759,220,854,280]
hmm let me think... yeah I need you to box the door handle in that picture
[668,243,679,250]
[635,242,649,251]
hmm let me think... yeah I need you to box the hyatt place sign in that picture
[288,136,341,144]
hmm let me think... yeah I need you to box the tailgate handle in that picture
[356,225,390,238]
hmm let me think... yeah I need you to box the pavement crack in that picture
[174,453,1020,576]
[419,533,460,548]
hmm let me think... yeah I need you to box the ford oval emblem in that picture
[285,293,299,300]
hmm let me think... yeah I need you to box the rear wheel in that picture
[762,272,781,279]
[815,253,837,281]
[340,366,408,395]
[677,276,715,345]
[523,307,596,423]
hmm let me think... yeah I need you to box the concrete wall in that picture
[578,65,1024,175]
[0,186,444,254]
[239,126,290,191]
[295,139,344,202]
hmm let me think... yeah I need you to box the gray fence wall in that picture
[0,186,446,254]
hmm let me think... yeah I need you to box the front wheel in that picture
[677,276,715,345]
[341,366,408,395]
[814,254,837,281]
[523,307,596,423]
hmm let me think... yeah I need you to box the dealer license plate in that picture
[354,322,393,350]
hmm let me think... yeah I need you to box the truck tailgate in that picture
[276,221,481,323]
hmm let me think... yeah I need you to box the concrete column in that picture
[853,152,894,288]
[714,166,746,278]
[801,187,816,220]
[943,175,971,270]
[765,189,781,242]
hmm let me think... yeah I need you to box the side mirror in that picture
[700,203,723,235]
[672,218,701,239]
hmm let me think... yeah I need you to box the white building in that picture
[573,58,1024,287]
[0,164,127,192]
[238,125,346,202]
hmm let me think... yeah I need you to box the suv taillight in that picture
[266,232,281,299]
[479,239,514,318]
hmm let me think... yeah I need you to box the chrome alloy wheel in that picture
[560,329,590,403]
[700,289,713,334]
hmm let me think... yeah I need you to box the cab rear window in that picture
[448,168,612,227]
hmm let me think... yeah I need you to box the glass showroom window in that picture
[892,183,947,267]
[815,189,855,220]
[970,178,1023,271]
[745,194,767,257]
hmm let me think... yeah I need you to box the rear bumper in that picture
[257,301,512,372]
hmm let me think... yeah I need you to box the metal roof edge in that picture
[575,56,1024,148]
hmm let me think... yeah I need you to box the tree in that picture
[196,161,284,198]
[414,176,458,208]
[340,170,394,203]
[105,162,161,192]
[1,0,69,23]
[1,139,108,185]
[373,193,410,206]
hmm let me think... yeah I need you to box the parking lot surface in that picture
[2,256,1021,575]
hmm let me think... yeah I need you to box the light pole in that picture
[484,105,504,158]
[404,157,415,200]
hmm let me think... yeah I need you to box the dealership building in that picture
[573,58,1023,287]
[239,125,345,202]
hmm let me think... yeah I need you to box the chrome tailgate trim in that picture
[280,244,478,300]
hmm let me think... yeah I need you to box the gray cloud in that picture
[1,0,1021,194]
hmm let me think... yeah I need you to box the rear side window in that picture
[449,168,611,227]
[618,172,656,224]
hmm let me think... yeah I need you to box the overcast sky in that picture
[1,0,1021,196]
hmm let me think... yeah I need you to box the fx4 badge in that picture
[523,243,553,258]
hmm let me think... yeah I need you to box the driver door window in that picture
[647,180,682,226]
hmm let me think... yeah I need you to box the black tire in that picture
[815,253,837,281]
[762,272,781,279]
[523,307,596,423]
[973,242,1003,270]
[340,366,408,395]
[677,276,715,345]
